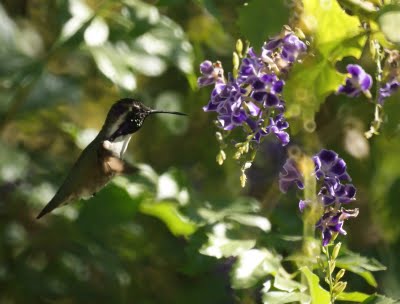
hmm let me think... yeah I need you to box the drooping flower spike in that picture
[198,30,306,147]
[279,149,358,246]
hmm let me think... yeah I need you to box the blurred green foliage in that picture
[0,0,400,303]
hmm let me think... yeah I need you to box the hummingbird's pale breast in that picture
[102,135,132,159]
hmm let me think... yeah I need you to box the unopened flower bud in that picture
[333,281,347,295]
[236,39,243,56]
[216,150,226,165]
[335,269,346,282]
[332,242,341,260]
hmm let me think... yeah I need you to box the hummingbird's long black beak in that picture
[149,110,187,116]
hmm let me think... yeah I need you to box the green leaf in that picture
[300,267,331,304]
[140,201,197,237]
[302,0,366,60]
[231,249,282,289]
[262,291,311,304]
[196,196,261,224]
[284,56,344,121]
[237,0,289,49]
[274,275,307,293]
[199,223,256,258]
[337,291,371,302]
[284,0,367,121]
[336,250,386,287]
[227,214,271,232]
[361,294,400,304]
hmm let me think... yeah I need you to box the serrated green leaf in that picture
[285,0,367,121]
[300,267,331,304]
[231,248,281,289]
[302,0,366,60]
[284,56,345,121]
[262,291,311,304]
[237,0,289,49]
[337,291,371,302]
[140,201,197,237]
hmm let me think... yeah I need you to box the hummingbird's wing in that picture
[36,141,107,219]
[36,140,138,219]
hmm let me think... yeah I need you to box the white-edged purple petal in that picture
[279,158,304,193]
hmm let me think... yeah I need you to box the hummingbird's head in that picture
[103,98,186,141]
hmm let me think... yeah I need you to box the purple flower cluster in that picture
[198,33,307,146]
[279,149,358,246]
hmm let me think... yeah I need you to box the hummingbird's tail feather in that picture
[36,206,51,219]
[36,194,70,219]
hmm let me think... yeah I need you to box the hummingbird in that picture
[36,98,186,219]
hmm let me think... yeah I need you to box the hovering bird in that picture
[36,98,186,219]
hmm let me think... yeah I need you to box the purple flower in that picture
[313,149,351,185]
[299,200,310,212]
[266,114,290,146]
[246,117,267,143]
[197,60,224,88]
[279,158,304,193]
[250,74,285,106]
[281,34,307,63]
[337,64,372,98]
[378,78,400,105]
[203,77,243,114]
[237,56,264,85]
[319,183,356,206]
[316,208,359,246]
[218,108,248,131]
[263,33,307,63]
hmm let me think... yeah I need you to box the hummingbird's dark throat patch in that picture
[108,111,148,141]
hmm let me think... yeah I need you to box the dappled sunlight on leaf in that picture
[231,248,281,289]
[199,223,256,258]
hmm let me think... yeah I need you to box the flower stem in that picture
[324,246,336,304]
[299,156,322,288]
[300,156,320,257]
[365,40,384,138]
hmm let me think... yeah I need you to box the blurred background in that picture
[0,0,400,303]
